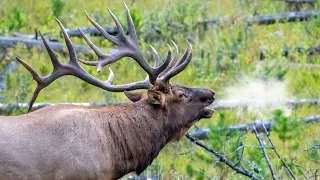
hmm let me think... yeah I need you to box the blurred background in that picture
[0,0,319,179]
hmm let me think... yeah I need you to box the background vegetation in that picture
[0,0,319,179]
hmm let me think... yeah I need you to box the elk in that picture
[0,3,215,180]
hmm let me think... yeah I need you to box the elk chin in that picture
[201,107,214,118]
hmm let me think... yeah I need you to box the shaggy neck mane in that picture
[100,100,185,178]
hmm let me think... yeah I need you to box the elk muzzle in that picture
[193,88,215,118]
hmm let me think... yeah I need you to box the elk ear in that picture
[124,91,143,102]
[147,90,166,107]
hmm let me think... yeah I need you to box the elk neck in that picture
[98,100,188,177]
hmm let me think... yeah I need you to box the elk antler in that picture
[77,3,172,83]
[78,2,192,85]
[17,2,192,112]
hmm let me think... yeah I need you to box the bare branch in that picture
[0,36,90,55]
[253,61,320,70]
[65,26,118,37]
[65,11,320,38]
[290,157,309,179]
[190,115,320,139]
[261,120,297,180]
[284,0,317,4]
[253,126,277,180]
[175,143,196,156]
[185,133,259,180]
[198,10,320,27]
[314,169,320,180]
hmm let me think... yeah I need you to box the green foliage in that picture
[1,69,31,115]
[195,170,205,180]
[248,161,263,175]
[194,152,214,165]
[39,65,50,75]
[245,146,267,177]
[185,164,194,177]
[305,141,320,164]
[14,72,31,103]
[51,0,65,18]
[129,8,145,36]
[142,0,206,43]
[272,109,303,149]
[208,112,229,152]
[5,73,12,90]
[8,6,25,31]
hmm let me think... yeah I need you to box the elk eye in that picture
[178,94,186,99]
[176,90,186,99]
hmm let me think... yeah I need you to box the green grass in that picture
[0,0,319,179]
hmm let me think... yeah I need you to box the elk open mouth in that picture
[202,107,214,118]
[202,95,215,118]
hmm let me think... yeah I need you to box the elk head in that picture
[125,85,215,121]
[17,2,215,125]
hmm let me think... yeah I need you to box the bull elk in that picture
[0,3,215,180]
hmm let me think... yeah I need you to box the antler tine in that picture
[123,1,139,45]
[55,17,79,66]
[106,68,114,84]
[77,28,106,59]
[150,46,171,82]
[149,45,160,68]
[158,40,179,77]
[160,41,192,83]
[16,57,42,83]
[170,41,180,67]
[84,11,118,44]
[16,57,42,112]
[39,32,62,70]
[107,8,127,42]
[77,28,108,72]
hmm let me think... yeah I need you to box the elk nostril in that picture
[208,96,215,103]
[200,97,207,102]
[210,91,215,102]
